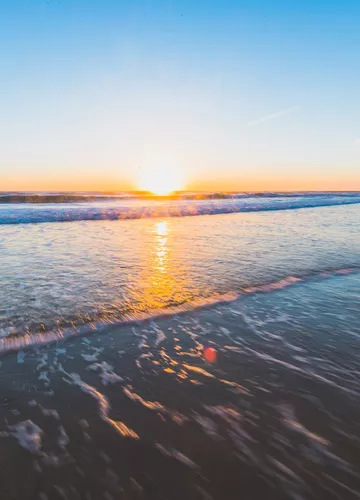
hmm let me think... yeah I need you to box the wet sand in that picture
[0,273,360,500]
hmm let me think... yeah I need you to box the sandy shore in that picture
[0,273,360,499]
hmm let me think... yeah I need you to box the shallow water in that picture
[0,202,360,341]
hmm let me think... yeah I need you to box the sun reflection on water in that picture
[154,221,168,274]
[137,219,190,311]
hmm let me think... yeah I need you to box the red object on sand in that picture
[204,347,217,363]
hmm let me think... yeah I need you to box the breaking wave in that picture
[1,266,359,355]
[1,193,360,225]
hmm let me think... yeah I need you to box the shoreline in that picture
[1,265,359,356]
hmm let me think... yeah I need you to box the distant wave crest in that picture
[0,194,360,225]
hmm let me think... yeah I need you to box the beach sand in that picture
[0,273,360,500]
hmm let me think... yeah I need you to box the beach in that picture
[0,196,360,499]
[0,271,360,499]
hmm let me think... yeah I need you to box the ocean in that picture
[0,192,360,499]
[1,192,360,347]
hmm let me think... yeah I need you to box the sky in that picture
[0,0,360,192]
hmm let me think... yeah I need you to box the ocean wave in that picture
[1,195,360,225]
[1,191,360,204]
[1,266,359,355]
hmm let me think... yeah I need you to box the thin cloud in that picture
[353,137,360,146]
[247,106,300,127]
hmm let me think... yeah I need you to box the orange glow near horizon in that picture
[1,172,360,193]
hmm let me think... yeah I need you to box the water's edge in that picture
[1,266,359,355]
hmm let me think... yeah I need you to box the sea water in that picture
[0,193,360,346]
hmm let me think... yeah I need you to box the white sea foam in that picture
[156,443,199,469]
[9,420,43,453]
[0,268,358,356]
[61,370,138,438]
[1,194,360,225]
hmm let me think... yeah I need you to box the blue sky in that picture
[0,0,359,191]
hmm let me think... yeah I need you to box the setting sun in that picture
[138,166,184,195]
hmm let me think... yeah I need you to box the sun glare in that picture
[138,166,183,195]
